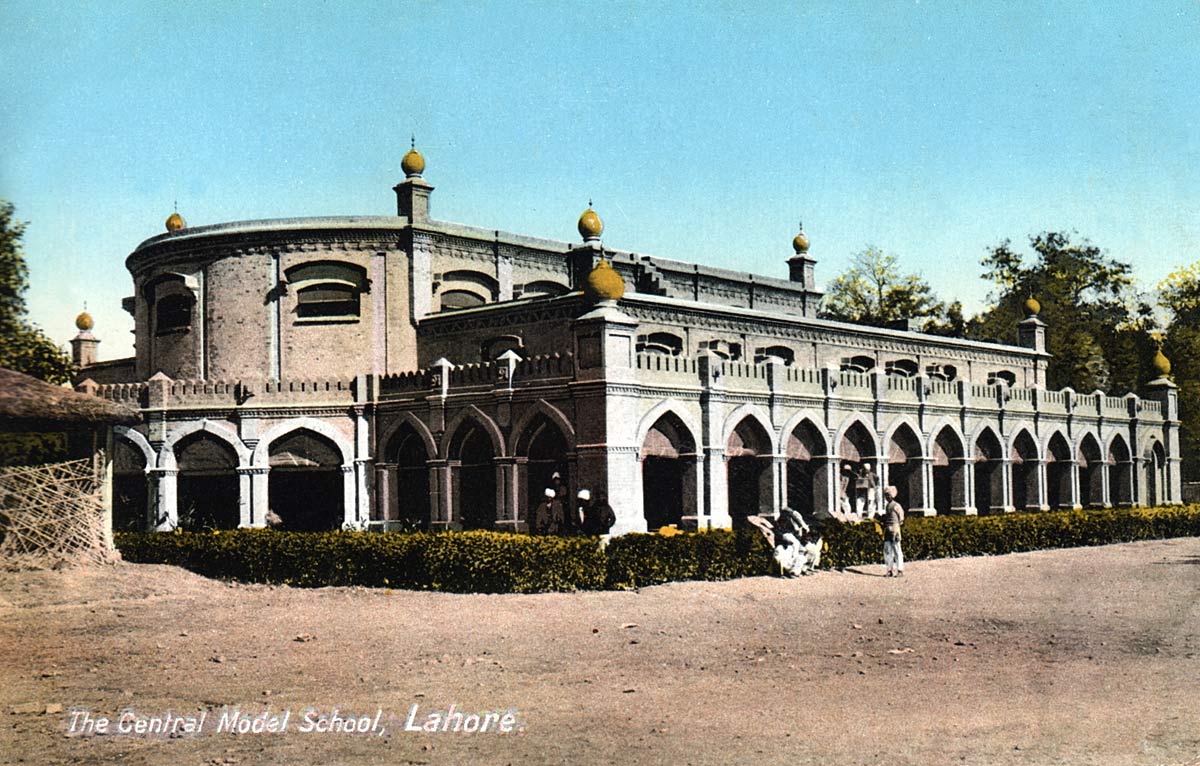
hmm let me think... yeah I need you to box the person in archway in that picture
[839,463,855,518]
[856,464,877,518]
[577,489,616,536]
[531,488,556,534]
[882,485,905,577]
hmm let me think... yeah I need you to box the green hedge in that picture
[821,505,1200,569]
[115,505,1200,593]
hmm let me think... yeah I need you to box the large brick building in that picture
[74,146,1182,534]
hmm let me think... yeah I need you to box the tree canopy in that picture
[819,246,960,334]
[966,232,1154,394]
[0,201,72,384]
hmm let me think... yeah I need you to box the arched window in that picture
[145,275,195,335]
[440,290,487,311]
[700,339,742,360]
[927,363,958,381]
[636,332,683,356]
[481,335,524,360]
[840,355,875,373]
[285,261,368,321]
[884,359,919,377]
[988,370,1016,387]
[754,345,795,365]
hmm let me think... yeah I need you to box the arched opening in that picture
[640,412,697,530]
[175,433,239,530]
[839,422,877,515]
[887,424,923,512]
[974,429,1003,514]
[449,421,496,530]
[726,417,773,525]
[384,423,431,529]
[786,420,826,515]
[1046,433,1072,509]
[113,438,148,531]
[516,415,570,531]
[932,427,965,515]
[1011,431,1039,511]
[1108,435,1133,507]
[268,429,344,531]
[1078,434,1104,508]
[1145,441,1166,507]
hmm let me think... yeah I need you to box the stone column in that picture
[428,459,452,528]
[1031,458,1049,511]
[1065,458,1082,510]
[236,467,254,528]
[374,464,392,525]
[998,458,1014,513]
[1098,461,1111,508]
[247,467,269,527]
[911,456,935,516]
[494,457,521,532]
[341,465,357,527]
[950,457,976,515]
[698,446,730,530]
[770,454,786,515]
[153,469,178,530]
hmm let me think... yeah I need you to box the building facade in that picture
[75,148,1182,534]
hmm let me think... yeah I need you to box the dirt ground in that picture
[2,538,1200,766]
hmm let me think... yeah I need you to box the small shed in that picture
[0,367,140,567]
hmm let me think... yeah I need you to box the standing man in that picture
[577,489,616,536]
[531,488,556,534]
[882,485,905,577]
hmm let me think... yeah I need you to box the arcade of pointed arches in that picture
[110,402,1167,533]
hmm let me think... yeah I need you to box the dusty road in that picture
[2,538,1200,766]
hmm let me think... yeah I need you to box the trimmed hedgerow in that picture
[115,505,1200,593]
[820,504,1200,569]
[115,529,607,593]
[605,529,773,589]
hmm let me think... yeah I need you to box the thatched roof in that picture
[0,367,140,432]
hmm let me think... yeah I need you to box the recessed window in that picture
[927,363,958,381]
[637,332,683,356]
[156,294,193,334]
[297,284,359,319]
[988,370,1017,387]
[440,290,487,311]
[840,355,876,373]
[754,345,795,365]
[285,261,368,322]
[885,359,919,377]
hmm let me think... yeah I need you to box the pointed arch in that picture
[884,421,923,511]
[114,426,155,468]
[721,403,775,453]
[725,414,774,523]
[252,417,353,468]
[1044,431,1073,509]
[639,403,700,530]
[635,399,701,455]
[832,417,877,462]
[1106,431,1134,507]
[777,409,829,455]
[882,416,925,459]
[1010,428,1041,511]
[510,399,576,452]
[440,405,505,458]
[924,418,965,458]
[972,424,1004,514]
[160,419,250,470]
[931,424,967,515]
[784,415,829,516]
[1078,432,1104,508]
[376,411,437,462]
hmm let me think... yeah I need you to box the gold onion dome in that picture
[165,211,185,232]
[577,205,603,241]
[792,226,810,254]
[1153,347,1171,377]
[75,311,94,331]
[401,145,425,178]
[1023,296,1041,317]
[585,258,625,302]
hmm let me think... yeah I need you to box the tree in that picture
[967,232,1155,395]
[1159,264,1200,478]
[820,246,954,332]
[0,201,72,384]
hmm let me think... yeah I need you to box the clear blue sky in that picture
[2,1,1197,360]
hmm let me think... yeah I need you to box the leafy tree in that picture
[820,246,954,333]
[967,232,1155,394]
[1160,264,1200,478]
[0,200,72,384]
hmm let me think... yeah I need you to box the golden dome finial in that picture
[401,135,425,178]
[1023,295,1041,317]
[1153,346,1171,378]
[792,220,810,254]
[75,309,93,332]
[585,257,625,302]
[165,208,185,233]
[577,201,603,241]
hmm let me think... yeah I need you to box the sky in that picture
[1,1,1197,361]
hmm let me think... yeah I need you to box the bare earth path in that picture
[3,538,1200,766]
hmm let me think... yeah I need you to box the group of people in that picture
[529,472,616,537]
[838,462,880,519]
